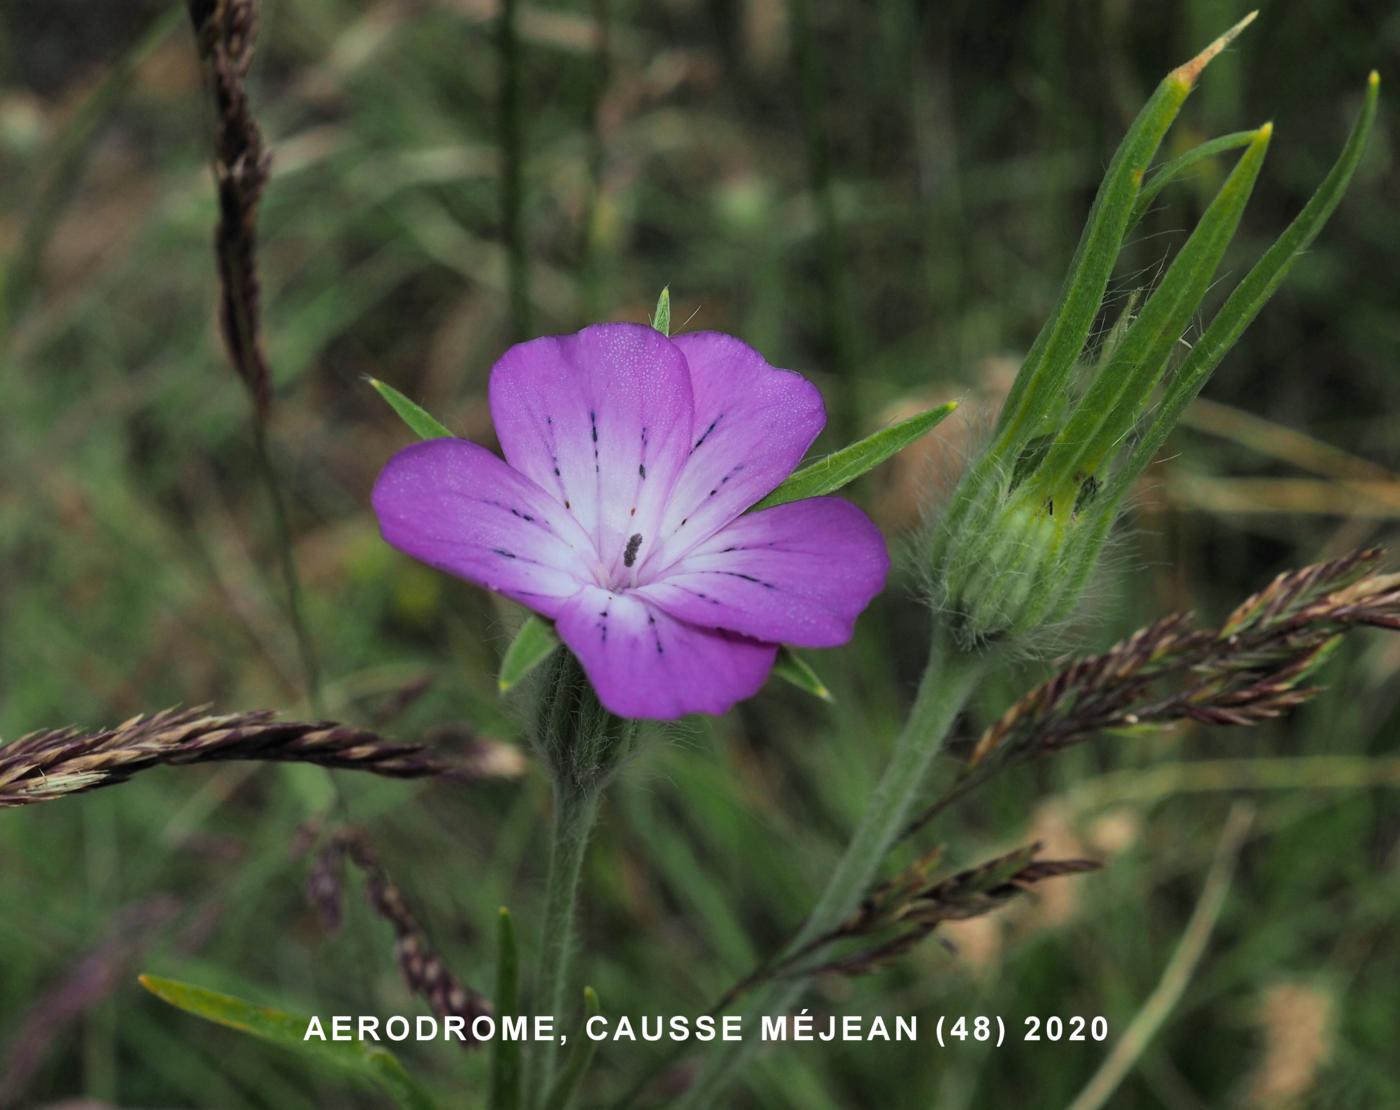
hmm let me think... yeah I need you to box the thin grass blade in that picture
[544,987,602,1110]
[138,975,437,1110]
[491,908,521,1110]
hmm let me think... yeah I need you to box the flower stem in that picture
[674,628,988,1107]
[526,781,601,1110]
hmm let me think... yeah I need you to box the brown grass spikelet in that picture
[308,830,492,1045]
[0,706,448,808]
[185,0,273,420]
[795,843,1100,979]
[713,844,1099,1008]
[958,548,1399,777]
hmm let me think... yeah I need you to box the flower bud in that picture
[531,648,638,797]
[928,34,1378,648]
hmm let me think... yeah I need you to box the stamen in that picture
[623,533,643,568]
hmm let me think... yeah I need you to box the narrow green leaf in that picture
[993,13,1255,453]
[499,616,561,694]
[1130,130,1257,228]
[544,987,602,1110]
[491,908,521,1110]
[368,377,454,440]
[651,286,671,336]
[139,975,437,1110]
[1039,123,1272,493]
[753,401,957,511]
[771,647,833,702]
[1109,71,1381,507]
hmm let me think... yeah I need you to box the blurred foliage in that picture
[1,0,1398,1107]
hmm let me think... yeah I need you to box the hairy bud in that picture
[928,28,1377,648]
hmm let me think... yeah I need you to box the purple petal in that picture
[555,585,777,719]
[372,439,595,618]
[489,324,695,580]
[638,332,825,575]
[639,497,889,647]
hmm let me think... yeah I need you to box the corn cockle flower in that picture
[372,323,889,720]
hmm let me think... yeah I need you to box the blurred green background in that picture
[2,0,1398,1106]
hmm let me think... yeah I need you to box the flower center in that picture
[599,532,647,591]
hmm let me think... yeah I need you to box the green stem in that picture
[253,424,323,715]
[673,629,988,1107]
[526,784,601,1109]
[499,0,530,341]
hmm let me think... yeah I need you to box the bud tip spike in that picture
[1172,10,1259,89]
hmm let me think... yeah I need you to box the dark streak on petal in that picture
[693,415,721,450]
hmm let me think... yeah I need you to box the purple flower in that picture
[372,324,889,720]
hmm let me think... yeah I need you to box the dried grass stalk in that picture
[902,549,1400,840]
[804,843,1100,978]
[716,844,1097,1008]
[972,548,1398,765]
[0,706,447,808]
[309,830,492,1045]
[187,0,272,420]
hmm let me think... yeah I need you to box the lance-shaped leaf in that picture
[771,646,834,702]
[139,975,437,1110]
[753,401,957,511]
[1038,123,1272,495]
[651,286,671,336]
[1129,130,1258,228]
[498,616,561,694]
[369,377,455,440]
[1107,71,1381,509]
[543,986,602,1110]
[992,12,1256,453]
[491,908,521,1110]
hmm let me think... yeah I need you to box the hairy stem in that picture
[526,784,601,1109]
[674,628,988,1106]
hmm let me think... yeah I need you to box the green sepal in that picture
[543,986,603,1110]
[491,908,521,1110]
[1108,71,1381,508]
[1038,123,1272,494]
[138,975,436,1110]
[771,646,834,702]
[1129,130,1258,228]
[651,286,671,336]
[499,616,562,694]
[993,13,1256,454]
[368,377,455,440]
[753,401,957,511]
